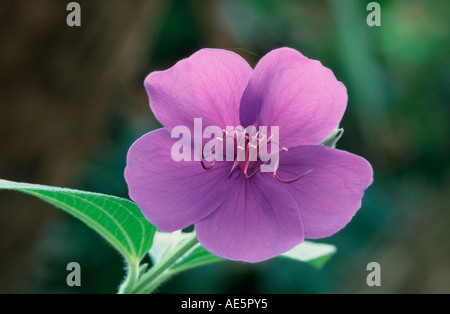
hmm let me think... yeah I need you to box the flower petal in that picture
[276,145,373,239]
[195,173,304,263]
[145,49,253,132]
[124,128,234,232]
[239,47,347,148]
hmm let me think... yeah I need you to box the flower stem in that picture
[129,232,199,294]
[117,257,140,294]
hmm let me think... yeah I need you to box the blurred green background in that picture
[0,0,448,293]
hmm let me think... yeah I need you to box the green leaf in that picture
[170,245,223,274]
[0,179,156,263]
[281,241,337,269]
[321,128,344,148]
[149,231,222,276]
[149,231,336,276]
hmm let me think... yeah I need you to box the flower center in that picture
[200,128,312,184]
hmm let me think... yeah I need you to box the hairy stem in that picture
[118,257,140,294]
[127,232,199,294]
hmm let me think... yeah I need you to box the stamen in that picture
[273,169,313,184]
[249,131,260,143]
[214,129,311,183]
[202,139,218,160]
[201,158,216,170]
[258,134,277,152]
[228,159,241,178]
[257,134,266,144]
[243,169,258,180]
[200,146,216,170]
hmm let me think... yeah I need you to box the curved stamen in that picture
[201,146,217,170]
[243,168,258,180]
[228,159,240,178]
[258,136,281,154]
[201,158,216,170]
[273,169,313,184]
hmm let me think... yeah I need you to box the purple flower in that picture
[124,48,373,263]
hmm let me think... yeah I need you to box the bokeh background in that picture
[0,0,448,294]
